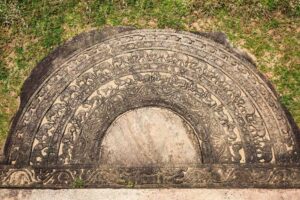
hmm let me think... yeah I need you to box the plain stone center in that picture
[100,107,201,167]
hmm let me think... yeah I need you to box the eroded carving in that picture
[1,27,299,188]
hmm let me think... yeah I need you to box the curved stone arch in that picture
[22,55,268,167]
[3,28,300,171]
[19,63,288,166]
[27,67,244,167]
[31,74,233,166]
[59,87,221,166]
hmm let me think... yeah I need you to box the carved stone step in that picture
[1,27,299,188]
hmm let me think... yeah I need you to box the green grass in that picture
[0,0,299,145]
[72,178,85,188]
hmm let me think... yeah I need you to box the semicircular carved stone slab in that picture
[1,27,300,188]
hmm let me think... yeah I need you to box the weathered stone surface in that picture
[0,27,300,188]
[1,189,300,200]
[101,107,201,167]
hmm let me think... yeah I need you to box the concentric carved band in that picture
[1,27,300,188]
